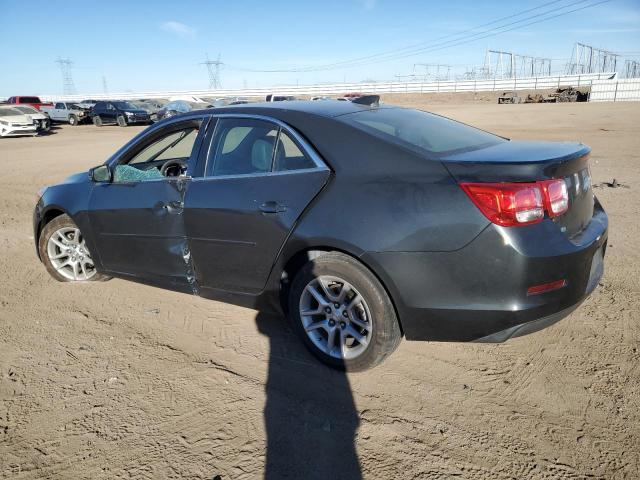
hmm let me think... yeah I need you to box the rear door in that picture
[184,115,330,294]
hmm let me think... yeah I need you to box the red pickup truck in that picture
[6,96,54,111]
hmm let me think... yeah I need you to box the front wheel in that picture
[68,114,78,126]
[38,214,109,282]
[117,115,127,127]
[288,252,401,371]
[92,116,102,127]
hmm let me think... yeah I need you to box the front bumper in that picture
[126,115,151,124]
[1,123,37,137]
[364,201,608,342]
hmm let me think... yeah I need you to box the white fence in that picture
[589,78,640,102]
[40,72,616,102]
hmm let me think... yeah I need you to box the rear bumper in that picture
[364,201,608,342]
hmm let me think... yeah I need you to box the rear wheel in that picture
[39,214,108,282]
[117,115,127,127]
[288,252,401,371]
[68,114,78,126]
[92,116,102,127]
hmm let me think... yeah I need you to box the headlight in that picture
[78,111,85,116]
[125,111,134,116]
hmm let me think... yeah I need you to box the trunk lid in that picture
[442,141,594,237]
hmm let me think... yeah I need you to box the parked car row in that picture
[1,93,379,137]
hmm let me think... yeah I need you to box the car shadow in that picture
[255,311,362,480]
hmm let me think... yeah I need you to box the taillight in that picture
[540,179,569,217]
[460,179,569,227]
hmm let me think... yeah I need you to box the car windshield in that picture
[15,106,37,114]
[339,107,505,155]
[113,101,139,110]
[0,108,22,117]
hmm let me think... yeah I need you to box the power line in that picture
[227,0,610,73]
[340,0,612,71]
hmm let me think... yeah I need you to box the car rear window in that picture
[339,107,505,155]
[19,97,41,103]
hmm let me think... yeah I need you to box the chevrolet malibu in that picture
[33,101,608,370]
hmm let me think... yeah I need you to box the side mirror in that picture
[90,165,112,183]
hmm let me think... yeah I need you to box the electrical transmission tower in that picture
[624,60,639,78]
[200,53,223,89]
[483,50,552,79]
[55,57,76,95]
[565,43,620,75]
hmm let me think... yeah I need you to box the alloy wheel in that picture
[299,275,373,360]
[46,227,96,281]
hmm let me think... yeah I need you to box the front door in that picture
[88,117,208,292]
[184,116,330,294]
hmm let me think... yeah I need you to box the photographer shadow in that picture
[255,311,362,480]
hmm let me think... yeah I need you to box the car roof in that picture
[201,100,390,118]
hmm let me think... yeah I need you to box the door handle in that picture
[259,201,287,214]
[163,200,184,214]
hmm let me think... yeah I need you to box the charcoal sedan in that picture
[33,101,608,370]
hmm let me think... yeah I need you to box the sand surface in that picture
[1,100,639,479]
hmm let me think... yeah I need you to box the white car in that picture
[10,105,51,132]
[0,107,38,137]
[168,95,209,104]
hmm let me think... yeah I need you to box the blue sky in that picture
[1,0,639,96]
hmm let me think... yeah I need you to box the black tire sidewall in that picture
[288,252,401,371]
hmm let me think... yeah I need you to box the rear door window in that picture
[273,130,316,171]
[207,118,278,176]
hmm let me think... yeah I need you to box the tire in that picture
[92,116,102,127]
[288,252,401,371]
[42,119,51,132]
[117,115,127,127]
[68,114,78,126]
[38,214,109,283]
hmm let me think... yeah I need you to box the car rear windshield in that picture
[339,107,505,155]
[19,97,41,103]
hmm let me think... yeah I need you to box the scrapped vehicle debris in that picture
[498,87,589,104]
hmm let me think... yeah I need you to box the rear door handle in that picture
[259,201,287,214]
[163,200,184,214]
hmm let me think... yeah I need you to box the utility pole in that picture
[55,57,76,95]
[200,53,223,89]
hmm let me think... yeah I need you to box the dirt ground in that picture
[1,100,639,480]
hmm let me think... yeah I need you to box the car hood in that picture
[61,171,90,185]
[0,113,32,123]
[439,140,590,164]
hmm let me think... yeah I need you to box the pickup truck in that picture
[6,96,53,111]
[41,101,91,126]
